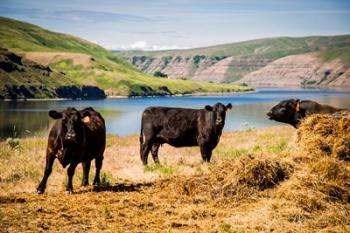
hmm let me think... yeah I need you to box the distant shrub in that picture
[154,71,168,78]
[193,55,205,65]
[318,69,332,84]
[6,138,19,149]
[6,125,20,149]
[306,80,317,85]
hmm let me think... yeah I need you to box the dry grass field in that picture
[0,121,349,233]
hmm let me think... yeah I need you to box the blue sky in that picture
[1,0,349,50]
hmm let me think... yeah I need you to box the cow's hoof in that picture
[36,190,44,195]
[65,190,73,195]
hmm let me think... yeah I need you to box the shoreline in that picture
[3,85,350,101]
[0,89,255,101]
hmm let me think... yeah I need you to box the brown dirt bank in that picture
[23,52,93,68]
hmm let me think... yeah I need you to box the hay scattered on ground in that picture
[1,126,350,232]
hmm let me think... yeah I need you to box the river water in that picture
[1,89,350,138]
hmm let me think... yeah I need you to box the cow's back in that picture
[302,100,342,114]
[142,107,201,146]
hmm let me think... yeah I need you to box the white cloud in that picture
[130,41,148,49]
[102,41,190,51]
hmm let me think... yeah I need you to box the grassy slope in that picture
[0,126,349,232]
[119,35,350,59]
[318,47,350,65]
[0,17,251,97]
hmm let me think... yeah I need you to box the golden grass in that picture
[0,124,350,232]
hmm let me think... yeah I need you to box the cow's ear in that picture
[295,99,301,112]
[49,110,62,119]
[226,103,232,112]
[81,111,91,124]
[205,105,213,111]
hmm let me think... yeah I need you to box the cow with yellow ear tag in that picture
[267,99,345,128]
[36,107,106,194]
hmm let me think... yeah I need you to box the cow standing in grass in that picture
[139,103,232,165]
[267,99,345,128]
[36,107,106,194]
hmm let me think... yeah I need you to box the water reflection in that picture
[1,89,350,138]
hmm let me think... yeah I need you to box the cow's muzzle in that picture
[65,133,77,142]
[216,119,223,126]
[267,111,274,119]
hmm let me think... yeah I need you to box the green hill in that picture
[0,17,250,99]
[118,35,350,60]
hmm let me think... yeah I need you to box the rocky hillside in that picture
[118,36,350,86]
[130,55,271,83]
[0,17,250,99]
[238,52,350,87]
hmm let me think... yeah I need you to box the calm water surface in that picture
[1,89,350,138]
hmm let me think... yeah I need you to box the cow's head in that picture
[267,99,302,128]
[205,103,232,127]
[49,107,90,143]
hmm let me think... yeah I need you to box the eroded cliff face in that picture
[237,54,350,87]
[127,53,350,87]
[129,55,270,82]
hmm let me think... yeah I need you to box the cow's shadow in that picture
[92,182,153,193]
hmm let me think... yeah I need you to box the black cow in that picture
[139,102,232,165]
[267,99,344,128]
[36,107,106,194]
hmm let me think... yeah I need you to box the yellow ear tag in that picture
[296,102,300,112]
[83,116,90,123]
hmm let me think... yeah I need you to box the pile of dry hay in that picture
[156,154,294,202]
[152,115,350,231]
[297,114,350,161]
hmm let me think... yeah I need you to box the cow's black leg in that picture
[200,146,212,162]
[66,162,78,194]
[93,156,103,186]
[81,160,91,186]
[141,142,152,165]
[151,143,160,164]
[36,152,55,194]
[205,149,213,162]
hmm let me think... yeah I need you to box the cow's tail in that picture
[139,117,145,161]
[139,117,144,145]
